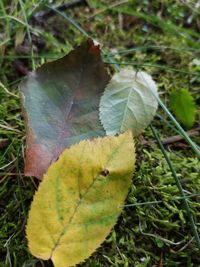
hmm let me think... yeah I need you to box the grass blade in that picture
[150,125,200,250]
[18,0,35,70]
[45,4,121,71]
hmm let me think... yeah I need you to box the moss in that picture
[0,0,199,266]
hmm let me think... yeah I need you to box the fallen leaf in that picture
[26,130,135,267]
[99,68,158,136]
[20,39,109,179]
[170,89,196,128]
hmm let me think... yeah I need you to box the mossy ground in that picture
[0,1,200,266]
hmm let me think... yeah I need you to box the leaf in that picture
[99,68,158,136]
[20,39,110,179]
[169,89,196,128]
[26,131,135,267]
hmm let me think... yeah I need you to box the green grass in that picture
[0,0,200,266]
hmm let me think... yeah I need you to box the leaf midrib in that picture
[49,136,127,258]
[120,86,132,132]
[52,58,86,154]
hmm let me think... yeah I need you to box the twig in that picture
[141,127,200,146]
[34,0,87,19]
[161,127,200,145]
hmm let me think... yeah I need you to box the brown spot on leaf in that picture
[88,39,100,55]
[100,169,109,177]
[24,129,52,179]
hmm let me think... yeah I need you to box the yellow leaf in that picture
[26,130,135,267]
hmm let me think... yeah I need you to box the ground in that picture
[0,1,200,266]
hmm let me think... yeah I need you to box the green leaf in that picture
[99,68,158,136]
[169,89,196,128]
[26,131,135,267]
[20,39,110,179]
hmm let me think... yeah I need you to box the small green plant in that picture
[169,88,196,128]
